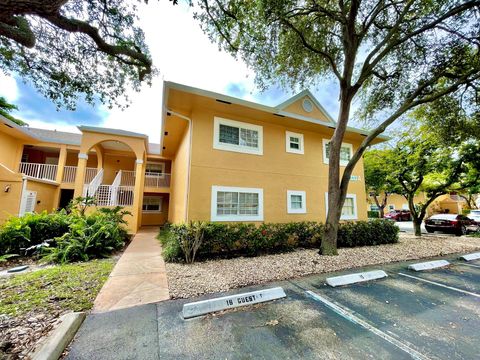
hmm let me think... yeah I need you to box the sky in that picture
[0,1,343,144]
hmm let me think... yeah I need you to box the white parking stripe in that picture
[398,273,480,298]
[458,263,480,269]
[305,290,431,360]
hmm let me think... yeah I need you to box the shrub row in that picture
[0,203,131,263]
[159,220,399,263]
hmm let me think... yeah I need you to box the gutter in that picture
[165,109,193,223]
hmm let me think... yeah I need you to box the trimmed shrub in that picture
[367,211,380,218]
[0,206,131,263]
[338,220,399,247]
[160,220,398,263]
[0,211,70,254]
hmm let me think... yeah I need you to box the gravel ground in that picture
[165,233,480,299]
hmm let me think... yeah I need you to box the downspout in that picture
[166,109,192,223]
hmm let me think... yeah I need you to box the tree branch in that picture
[44,13,152,80]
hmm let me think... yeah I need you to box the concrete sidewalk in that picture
[92,226,169,312]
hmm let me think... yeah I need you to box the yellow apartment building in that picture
[0,81,386,233]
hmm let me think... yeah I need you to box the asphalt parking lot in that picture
[67,255,480,360]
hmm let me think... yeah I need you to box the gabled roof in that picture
[77,125,148,139]
[276,89,336,124]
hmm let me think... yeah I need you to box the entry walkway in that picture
[93,227,169,312]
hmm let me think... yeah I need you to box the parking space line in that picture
[458,263,480,269]
[305,290,431,360]
[398,273,480,298]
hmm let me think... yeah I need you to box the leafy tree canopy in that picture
[0,97,27,126]
[388,126,480,235]
[0,0,158,110]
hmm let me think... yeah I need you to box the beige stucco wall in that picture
[168,124,190,223]
[0,131,23,171]
[141,194,169,226]
[185,107,368,223]
[102,154,136,184]
[26,179,59,213]
[0,165,23,223]
[283,96,331,122]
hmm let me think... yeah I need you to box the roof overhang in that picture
[161,80,390,145]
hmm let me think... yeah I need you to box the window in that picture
[388,204,395,211]
[285,131,304,154]
[211,186,263,221]
[146,162,165,177]
[213,117,263,155]
[287,190,306,214]
[142,196,162,212]
[322,139,353,166]
[325,193,358,220]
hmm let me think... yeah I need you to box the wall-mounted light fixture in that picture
[4,185,10,193]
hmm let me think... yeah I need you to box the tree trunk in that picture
[321,88,354,255]
[413,218,422,236]
[379,206,385,218]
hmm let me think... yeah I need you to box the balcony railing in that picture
[95,185,134,206]
[62,166,77,183]
[19,162,57,181]
[145,173,171,188]
[120,170,136,186]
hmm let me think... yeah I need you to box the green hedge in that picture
[159,220,399,263]
[0,211,70,254]
[0,206,130,263]
[367,211,380,218]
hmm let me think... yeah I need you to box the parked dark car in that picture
[425,214,478,236]
[384,210,411,221]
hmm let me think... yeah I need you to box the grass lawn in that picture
[0,259,114,317]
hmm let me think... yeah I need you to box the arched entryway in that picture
[73,127,148,232]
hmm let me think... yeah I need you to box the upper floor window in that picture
[211,185,264,221]
[213,117,263,155]
[322,139,353,166]
[146,162,165,177]
[285,131,304,154]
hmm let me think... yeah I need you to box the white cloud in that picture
[0,73,19,101]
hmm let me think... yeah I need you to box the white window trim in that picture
[142,196,163,213]
[287,190,307,214]
[285,131,304,154]
[211,185,264,221]
[322,139,353,166]
[146,162,166,179]
[213,117,263,155]
[325,192,358,220]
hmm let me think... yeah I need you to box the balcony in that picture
[118,170,171,188]
[19,162,57,181]
[145,172,171,188]
[19,162,98,184]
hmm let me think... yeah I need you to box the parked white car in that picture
[467,209,480,224]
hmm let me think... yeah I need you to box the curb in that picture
[31,312,86,360]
